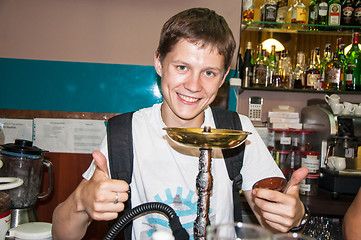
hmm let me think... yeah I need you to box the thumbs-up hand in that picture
[76,150,130,221]
[251,167,309,233]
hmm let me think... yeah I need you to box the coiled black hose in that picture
[104,202,189,240]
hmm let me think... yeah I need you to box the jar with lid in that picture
[293,150,302,170]
[300,173,320,196]
[276,150,292,170]
[274,129,293,151]
[301,151,321,173]
[292,129,313,151]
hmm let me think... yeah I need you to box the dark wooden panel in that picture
[36,152,111,240]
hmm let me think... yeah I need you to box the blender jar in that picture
[0,140,53,210]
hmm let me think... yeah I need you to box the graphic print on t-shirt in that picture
[139,186,212,239]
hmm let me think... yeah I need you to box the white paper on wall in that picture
[0,118,33,144]
[33,118,106,153]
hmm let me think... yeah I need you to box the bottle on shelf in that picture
[341,0,355,25]
[238,47,243,81]
[345,32,361,91]
[253,44,268,87]
[242,0,255,21]
[268,45,278,87]
[328,0,342,26]
[293,51,306,89]
[277,0,289,23]
[308,0,319,29]
[286,1,294,24]
[305,49,321,89]
[278,50,293,88]
[324,52,343,90]
[354,0,361,25]
[242,42,254,87]
[318,0,329,25]
[336,38,347,66]
[315,47,322,68]
[320,43,332,87]
[291,0,308,24]
[260,0,279,22]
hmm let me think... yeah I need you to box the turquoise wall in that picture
[1,58,236,113]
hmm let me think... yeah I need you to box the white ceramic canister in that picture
[6,222,52,240]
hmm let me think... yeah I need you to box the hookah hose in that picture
[104,202,189,240]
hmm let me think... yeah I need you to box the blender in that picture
[0,139,53,228]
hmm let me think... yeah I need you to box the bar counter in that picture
[301,188,355,217]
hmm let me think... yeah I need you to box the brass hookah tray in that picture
[163,127,251,149]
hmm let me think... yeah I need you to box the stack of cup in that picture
[325,94,361,116]
[324,94,343,115]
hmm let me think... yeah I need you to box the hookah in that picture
[104,126,250,240]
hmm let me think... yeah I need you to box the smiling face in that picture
[155,39,229,128]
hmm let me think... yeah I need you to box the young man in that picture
[52,8,308,240]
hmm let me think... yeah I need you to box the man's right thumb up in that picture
[92,150,110,179]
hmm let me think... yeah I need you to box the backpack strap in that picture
[107,111,135,240]
[210,106,245,222]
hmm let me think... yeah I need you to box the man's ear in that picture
[154,52,162,77]
[219,67,230,88]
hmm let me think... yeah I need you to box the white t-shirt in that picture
[83,103,283,240]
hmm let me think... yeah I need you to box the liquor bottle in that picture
[315,47,322,68]
[286,1,294,23]
[321,44,332,83]
[260,0,279,22]
[354,0,361,25]
[308,0,319,28]
[324,52,343,90]
[268,45,278,87]
[305,49,321,89]
[291,0,308,23]
[238,47,243,80]
[278,50,293,88]
[314,47,323,89]
[341,0,355,25]
[277,0,289,23]
[293,52,306,89]
[328,0,342,26]
[345,32,361,91]
[253,44,268,87]
[336,38,347,65]
[243,0,255,21]
[318,0,329,25]
[243,42,254,87]
[338,44,347,90]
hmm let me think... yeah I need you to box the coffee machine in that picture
[301,100,361,198]
[0,140,53,227]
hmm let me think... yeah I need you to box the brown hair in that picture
[156,8,236,71]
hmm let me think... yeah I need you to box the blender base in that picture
[11,208,38,228]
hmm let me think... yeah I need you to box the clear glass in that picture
[273,232,316,239]
[207,222,272,240]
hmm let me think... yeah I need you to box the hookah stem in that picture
[194,148,213,240]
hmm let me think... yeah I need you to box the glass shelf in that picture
[241,86,361,95]
[241,21,360,35]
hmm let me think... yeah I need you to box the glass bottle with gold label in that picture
[305,49,321,89]
[291,0,308,23]
[324,52,343,90]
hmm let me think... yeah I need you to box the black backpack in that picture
[107,106,245,239]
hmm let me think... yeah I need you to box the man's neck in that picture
[160,103,205,128]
